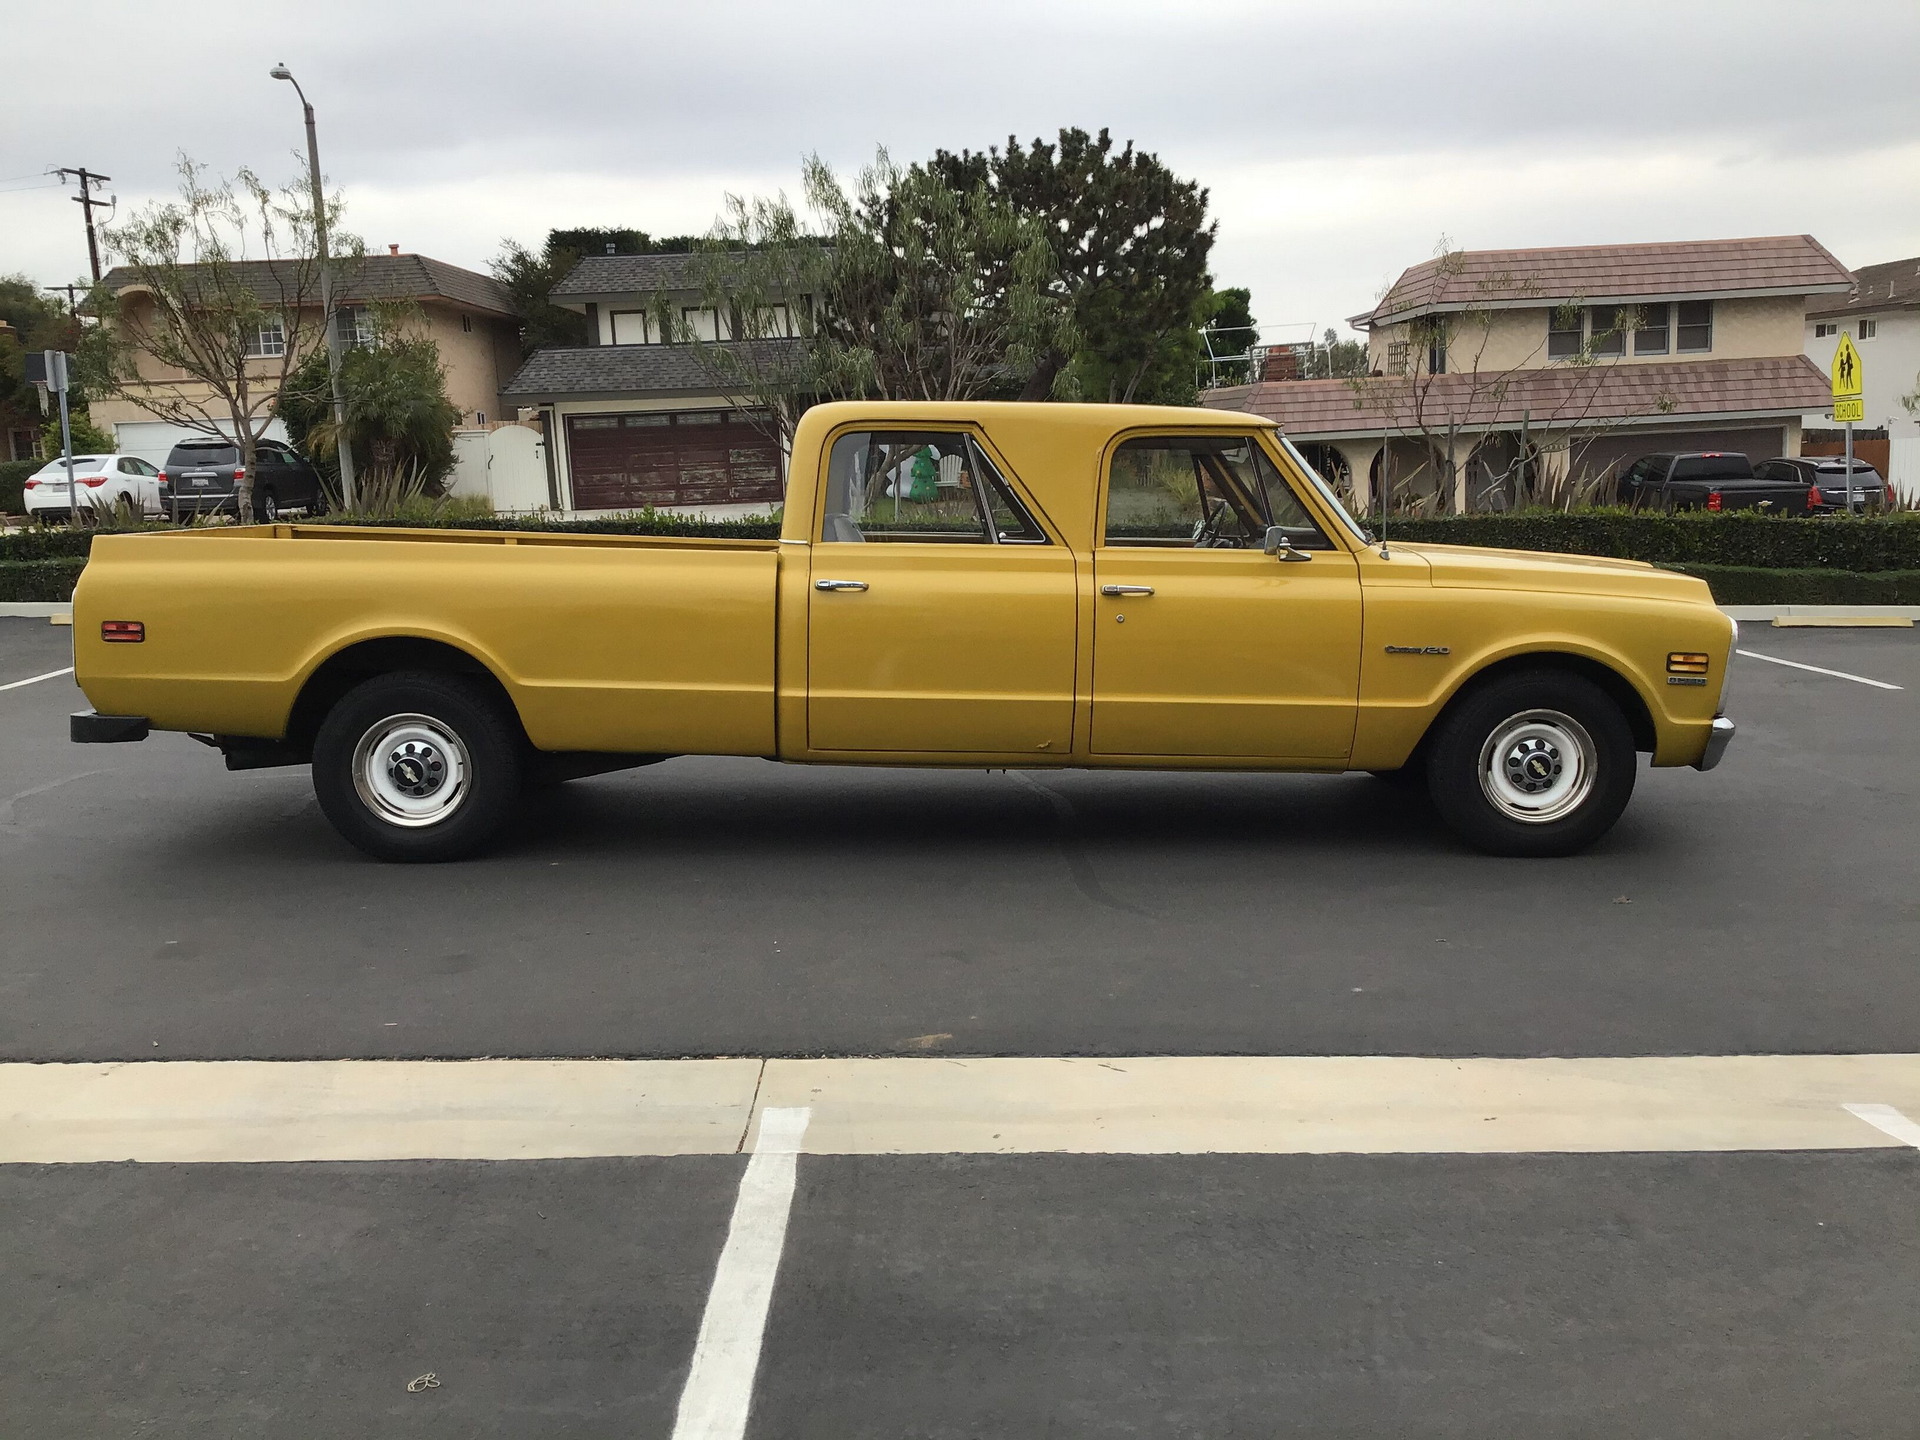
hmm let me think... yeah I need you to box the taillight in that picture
[82,477,108,487]
[1706,490,1722,512]
[232,467,246,481]
[1808,485,1823,507]
[23,478,37,488]
[156,471,168,486]
[100,621,144,643]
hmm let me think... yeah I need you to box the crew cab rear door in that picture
[1090,431,1361,761]
[805,427,1078,756]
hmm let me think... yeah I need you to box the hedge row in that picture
[0,458,36,517]
[1380,511,1920,571]
[1662,564,1920,606]
[0,558,87,603]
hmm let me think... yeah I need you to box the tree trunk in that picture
[1019,348,1067,402]
[236,426,256,525]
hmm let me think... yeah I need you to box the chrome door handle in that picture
[1100,584,1155,597]
[815,578,869,592]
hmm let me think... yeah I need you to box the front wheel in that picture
[1424,670,1636,857]
[312,671,525,862]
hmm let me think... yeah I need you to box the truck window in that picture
[1671,455,1752,482]
[820,430,1044,544]
[1104,435,1331,550]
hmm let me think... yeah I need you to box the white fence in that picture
[447,425,549,513]
[1890,436,1920,505]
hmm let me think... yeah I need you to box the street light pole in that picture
[271,63,356,511]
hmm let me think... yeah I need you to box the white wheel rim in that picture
[1477,708,1597,825]
[351,713,471,828]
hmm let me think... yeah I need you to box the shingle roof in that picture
[100,253,516,316]
[501,339,805,400]
[1203,356,1833,439]
[1807,255,1920,318]
[550,252,718,298]
[1358,236,1852,327]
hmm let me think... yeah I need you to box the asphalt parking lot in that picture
[3,614,1918,1436]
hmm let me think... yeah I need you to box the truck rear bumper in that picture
[71,711,150,744]
[1694,714,1735,771]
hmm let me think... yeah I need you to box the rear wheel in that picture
[1425,669,1636,857]
[257,488,280,522]
[312,671,524,862]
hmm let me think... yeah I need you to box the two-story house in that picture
[500,252,803,514]
[93,247,523,465]
[1207,236,1849,511]
[1803,254,1920,499]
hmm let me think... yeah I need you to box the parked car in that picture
[161,437,327,522]
[72,402,1736,863]
[1756,456,1887,514]
[22,454,164,523]
[1615,452,1809,513]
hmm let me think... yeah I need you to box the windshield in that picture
[1272,433,1372,542]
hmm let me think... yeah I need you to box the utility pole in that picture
[43,283,86,314]
[55,167,113,283]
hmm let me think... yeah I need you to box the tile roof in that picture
[100,253,516,316]
[1807,255,1920,318]
[1359,236,1852,326]
[550,252,719,298]
[1203,356,1834,439]
[501,339,805,399]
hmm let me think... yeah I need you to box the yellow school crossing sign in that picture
[1832,334,1864,423]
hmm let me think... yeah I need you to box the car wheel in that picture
[1424,669,1636,857]
[312,670,525,862]
[256,489,279,523]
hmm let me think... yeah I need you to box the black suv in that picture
[1756,456,1887,514]
[162,438,326,522]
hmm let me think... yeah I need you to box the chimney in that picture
[388,244,400,256]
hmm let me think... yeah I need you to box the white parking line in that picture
[1843,1103,1920,1148]
[0,666,73,692]
[671,1106,812,1440]
[1737,649,1903,691]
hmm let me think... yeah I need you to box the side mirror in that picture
[1263,526,1312,561]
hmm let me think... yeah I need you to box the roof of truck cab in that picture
[788,401,1274,548]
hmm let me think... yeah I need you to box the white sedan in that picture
[22,454,165,522]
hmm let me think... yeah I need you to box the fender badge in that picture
[1667,675,1708,686]
[1384,645,1450,655]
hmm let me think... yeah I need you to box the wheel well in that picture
[285,637,520,749]
[1430,652,1658,756]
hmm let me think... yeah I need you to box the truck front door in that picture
[806,429,1077,756]
[1090,432,1361,761]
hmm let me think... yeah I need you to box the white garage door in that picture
[112,420,289,468]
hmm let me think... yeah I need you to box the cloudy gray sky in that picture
[8,0,1919,346]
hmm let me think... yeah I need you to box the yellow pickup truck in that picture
[70,401,1735,862]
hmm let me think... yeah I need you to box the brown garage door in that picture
[566,410,783,510]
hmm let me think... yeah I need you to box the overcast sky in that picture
[8,0,1919,346]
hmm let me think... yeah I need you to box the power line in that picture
[54,167,113,282]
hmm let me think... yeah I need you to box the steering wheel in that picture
[1193,498,1234,549]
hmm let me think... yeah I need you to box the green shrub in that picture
[1661,564,1920,606]
[0,458,35,516]
[0,525,164,563]
[0,557,87,602]
[1381,510,1920,571]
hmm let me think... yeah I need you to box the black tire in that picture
[1424,669,1636,857]
[257,489,279,523]
[311,670,525,862]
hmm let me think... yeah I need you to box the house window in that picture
[1414,319,1447,375]
[1814,322,1837,338]
[1547,306,1582,360]
[681,307,722,343]
[1588,305,1626,357]
[1386,340,1410,375]
[1675,300,1712,352]
[611,310,655,345]
[461,314,472,333]
[336,306,375,348]
[1859,319,1878,340]
[744,304,794,339]
[1633,303,1671,354]
[243,318,286,357]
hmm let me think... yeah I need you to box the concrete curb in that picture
[1722,605,1920,621]
[0,603,71,618]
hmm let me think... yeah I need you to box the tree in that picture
[1303,327,1369,380]
[678,152,1072,443]
[79,156,360,521]
[491,227,705,358]
[0,275,86,457]
[277,304,461,510]
[929,128,1216,402]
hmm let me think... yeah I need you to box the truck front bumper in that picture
[1694,714,1735,772]
[72,711,149,744]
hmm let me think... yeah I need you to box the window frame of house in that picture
[1385,339,1410,375]
[1859,318,1878,340]
[335,305,376,349]
[1547,305,1583,361]
[1814,322,1837,339]
[1675,300,1713,353]
[681,306,724,343]
[242,317,287,358]
[1587,305,1627,358]
[610,309,656,346]
[744,303,794,340]
[1632,302,1671,355]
